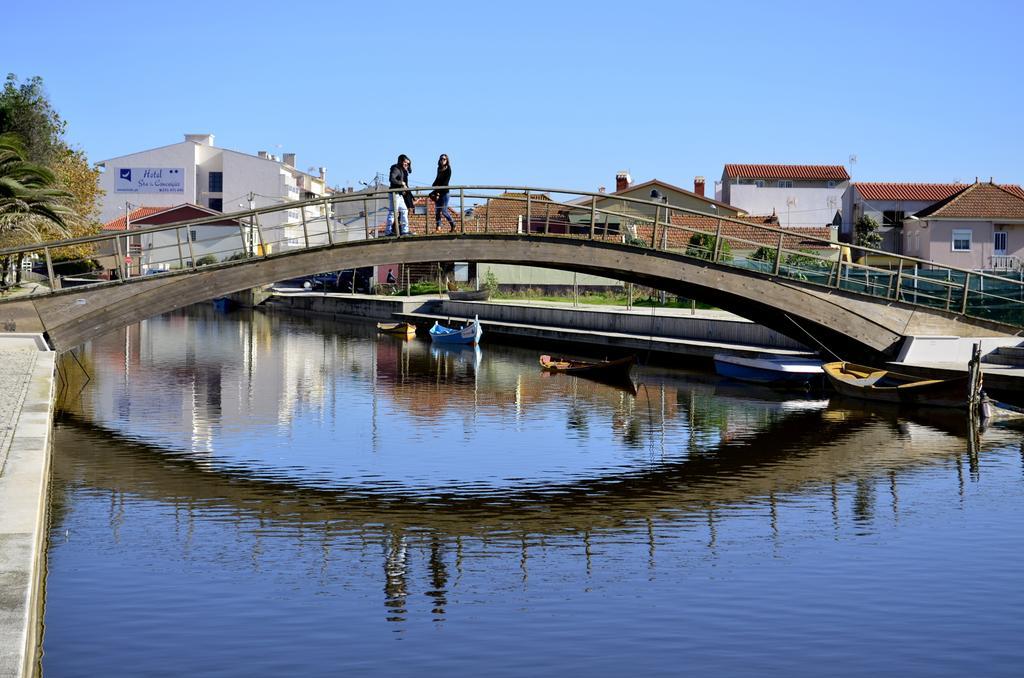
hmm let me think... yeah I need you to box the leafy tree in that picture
[854,215,883,250]
[686,232,732,262]
[0,74,66,166]
[750,245,775,261]
[0,74,103,258]
[195,254,218,266]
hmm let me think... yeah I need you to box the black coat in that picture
[432,166,451,198]
[389,163,413,209]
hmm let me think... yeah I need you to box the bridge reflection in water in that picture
[48,306,1023,635]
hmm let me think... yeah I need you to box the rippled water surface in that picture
[43,306,1024,677]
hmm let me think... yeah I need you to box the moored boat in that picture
[447,289,490,301]
[539,354,635,378]
[822,362,978,408]
[429,315,483,345]
[539,354,637,394]
[713,353,823,386]
[376,321,417,338]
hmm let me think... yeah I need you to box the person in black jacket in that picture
[431,154,456,232]
[386,154,413,236]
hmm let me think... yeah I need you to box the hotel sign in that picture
[115,167,185,193]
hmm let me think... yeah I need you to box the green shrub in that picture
[195,254,218,266]
[686,233,732,262]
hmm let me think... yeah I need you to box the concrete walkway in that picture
[0,335,55,678]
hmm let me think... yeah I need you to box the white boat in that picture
[713,353,823,386]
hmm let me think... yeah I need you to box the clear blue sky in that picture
[4,0,1022,192]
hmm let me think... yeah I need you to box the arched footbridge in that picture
[2,186,1022,358]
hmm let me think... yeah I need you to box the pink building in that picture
[902,181,1024,272]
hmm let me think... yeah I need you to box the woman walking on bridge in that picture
[431,154,457,232]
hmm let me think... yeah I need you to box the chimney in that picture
[258,151,269,159]
[615,171,631,192]
[283,153,296,167]
[694,176,706,197]
[185,133,214,146]
[319,167,327,182]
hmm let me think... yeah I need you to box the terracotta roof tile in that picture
[661,214,834,251]
[914,182,1024,220]
[854,182,1024,202]
[724,164,849,181]
[102,206,166,231]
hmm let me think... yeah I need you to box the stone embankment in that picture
[0,335,55,678]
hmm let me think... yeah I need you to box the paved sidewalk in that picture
[0,335,55,678]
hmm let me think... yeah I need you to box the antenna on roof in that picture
[848,153,858,169]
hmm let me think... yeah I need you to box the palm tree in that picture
[0,132,73,285]
[0,132,72,239]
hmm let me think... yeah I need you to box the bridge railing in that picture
[1,185,1023,328]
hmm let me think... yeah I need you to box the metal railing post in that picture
[960,273,971,315]
[525,191,532,235]
[713,220,724,262]
[589,196,597,240]
[424,190,430,235]
[185,226,196,267]
[300,207,310,248]
[543,201,550,235]
[892,260,904,300]
[772,231,784,275]
[44,246,59,290]
[113,235,127,281]
[459,188,465,234]
[253,213,267,257]
[650,206,659,249]
[363,199,370,239]
[237,220,249,258]
[175,227,184,268]
[484,197,490,233]
[324,199,334,246]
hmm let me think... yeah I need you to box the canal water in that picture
[42,306,1024,677]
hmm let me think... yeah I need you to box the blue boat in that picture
[713,353,823,386]
[429,315,482,345]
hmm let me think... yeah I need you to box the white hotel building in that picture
[97,133,341,253]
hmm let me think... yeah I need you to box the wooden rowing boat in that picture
[540,354,635,379]
[822,362,979,408]
[539,354,637,394]
[376,322,417,338]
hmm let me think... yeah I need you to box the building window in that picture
[952,229,972,252]
[777,180,793,188]
[190,229,198,242]
[208,198,223,212]
[208,171,223,193]
[994,231,1007,255]
[753,180,765,188]
[414,205,427,215]
[882,210,905,228]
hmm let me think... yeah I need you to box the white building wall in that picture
[98,142,199,222]
[101,136,335,255]
[726,184,845,227]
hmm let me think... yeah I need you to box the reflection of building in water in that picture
[68,306,844,458]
